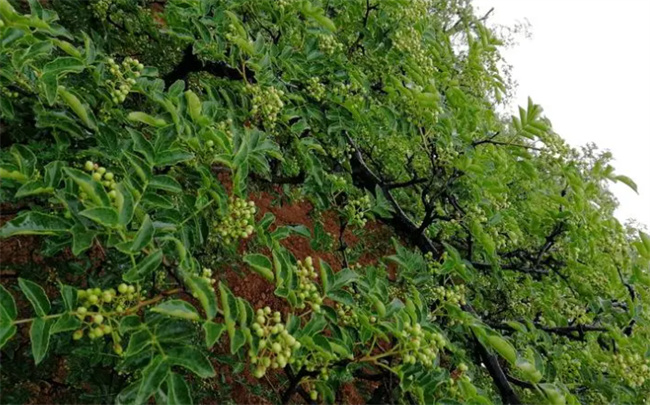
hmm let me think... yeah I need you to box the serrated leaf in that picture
[0,212,69,238]
[0,284,17,321]
[128,111,167,127]
[123,250,163,282]
[230,329,246,354]
[152,300,200,321]
[185,275,217,319]
[63,167,110,206]
[150,175,182,193]
[15,180,53,198]
[242,254,274,281]
[0,324,17,349]
[80,207,118,227]
[30,318,51,365]
[166,373,192,405]
[155,149,194,167]
[129,214,154,253]
[18,278,50,317]
[51,313,81,334]
[116,183,135,226]
[126,330,151,356]
[59,284,76,311]
[71,225,95,256]
[135,356,169,404]
[166,346,215,377]
[128,128,156,164]
[203,321,226,348]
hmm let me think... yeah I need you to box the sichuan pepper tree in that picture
[1,0,648,404]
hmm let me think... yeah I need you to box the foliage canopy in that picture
[0,0,649,404]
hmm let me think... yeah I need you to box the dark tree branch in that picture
[471,262,549,276]
[163,46,252,86]
[490,321,607,341]
[386,177,428,189]
[343,133,521,405]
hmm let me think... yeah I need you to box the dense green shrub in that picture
[1,0,648,404]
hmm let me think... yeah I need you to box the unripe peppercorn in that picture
[93,314,104,324]
[84,161,94,171]
[73,329,84,340]
[118,283,128,294]
[92,172,103,181]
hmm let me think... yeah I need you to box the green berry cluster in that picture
[430,284,467,307]
[335,303,359,327]
[215,118,234,138]
[73,283,139,354]
[0,87,18,99]
[344,195,371,227]
[306,77,326,101]
[89,0,111,19]
[318,34,343,55]
[250,307,300,377]
[295,257,323,311]
[330,144,354,162]
[105,56,143,104]
[245,84,284,126]
[198,268,216,292]
[82,160,118,200]
[214,197,256,245]
[399,322,445,367]
[327,173,347,191]
[608,352,650,388]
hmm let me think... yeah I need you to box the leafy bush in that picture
[1,0,649,404]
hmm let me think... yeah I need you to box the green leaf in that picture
[184,90,203,123]
[71,225,95,256]
[63,167,110,207]
[185,275,218,319]
[330,268,358,291]
[0,324,17,349]
[125,330,151,356]
[166,346,216,378]
[203,321,226,348]
[152,300,200,321]
[150,175,182,193]
[116,183,135,226]
[135,356,169,404]
[124,151,152,182]
[15,181,53,198]
[219,282,237,340]
[80,207,118,227]
[123,250,163,282]
[128,111,167,127]
[30,318,51,365]
[166,373,193,405]
[243,254,274,281]
[0,212,69,238]
[42,57,84,76]
[614,175,638,193]
[155,149,194,167]
[51,313,81,334]
[230,328,246,354]
[58,86,96,130]
[129,214,154,252]
[485,335,517,365]
[18,278,50,317]
[59,284,76,311]
[0,284,17,322]
[128,128,156,164]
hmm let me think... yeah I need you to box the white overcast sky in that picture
[473,0,650,228]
